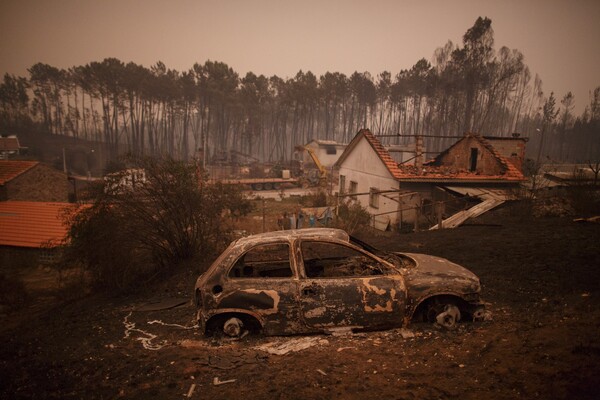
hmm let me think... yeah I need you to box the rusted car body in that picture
[194,228,484,336]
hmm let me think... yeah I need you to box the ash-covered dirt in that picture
[1,211,599,399]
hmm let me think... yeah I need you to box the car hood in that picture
[395,252,481,295]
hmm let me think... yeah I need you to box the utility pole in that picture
[536,126,545,165]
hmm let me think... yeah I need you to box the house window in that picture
[325,145,337,155]
[349,181,358,200]
[369,187,379,209]
[470,148,478,171]
[339,175,346,194]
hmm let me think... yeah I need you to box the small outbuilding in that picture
[0,136,25,159]
[0,201,85,268]
[0,160,70,202]
[301,139,347,169]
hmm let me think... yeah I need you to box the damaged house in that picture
[335,129,527,230]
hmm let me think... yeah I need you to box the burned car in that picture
[194,228,485,336]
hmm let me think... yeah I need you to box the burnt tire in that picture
[434,304,461,330]
[206,314,261,338]
[424,298,462,330]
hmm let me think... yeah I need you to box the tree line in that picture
[0,17,598,165]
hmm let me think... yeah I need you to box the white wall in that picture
[305,141,346,168]
[337,137,400,227]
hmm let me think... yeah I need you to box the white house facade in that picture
[335,130,405,229]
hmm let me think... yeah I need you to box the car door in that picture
[221,241,302,334]
[297,240,406,330]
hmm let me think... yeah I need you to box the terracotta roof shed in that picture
[0,201,85,248]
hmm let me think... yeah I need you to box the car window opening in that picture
[302,241,386,278]
[229,243,293,278]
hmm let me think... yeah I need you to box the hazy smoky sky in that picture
[0,0,598,114]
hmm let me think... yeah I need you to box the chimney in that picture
[415,134,423,174]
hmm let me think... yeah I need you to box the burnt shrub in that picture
[300,189,328,207]
[0,273,29,312]
[59,156,252,293]
[334,199,371,234]
[567,185,600,217]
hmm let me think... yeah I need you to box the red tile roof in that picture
[0,160,39,185]
[0,201,86,248]
[360,130,405,179]
[394,164,525,182]
[336,129,405,179]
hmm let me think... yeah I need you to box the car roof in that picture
[233,228,350,245]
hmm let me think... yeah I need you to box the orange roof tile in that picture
[394,164,525,181]
[0,160,39,185]
[0,201,87,248]
[360,130,406,179]
[336,129,405,179]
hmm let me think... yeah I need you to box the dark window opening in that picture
[349,181,358,200]
[369,187,379,209]
[469,148,478,172]
[325,145,337,155]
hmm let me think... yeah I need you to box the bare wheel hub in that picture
[223,317,244,337]
[435,305,461,330]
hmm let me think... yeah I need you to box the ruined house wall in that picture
[5,164,69,202]
[485,138,526,172]
[395,183,437,227]
[437,138,504,175]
